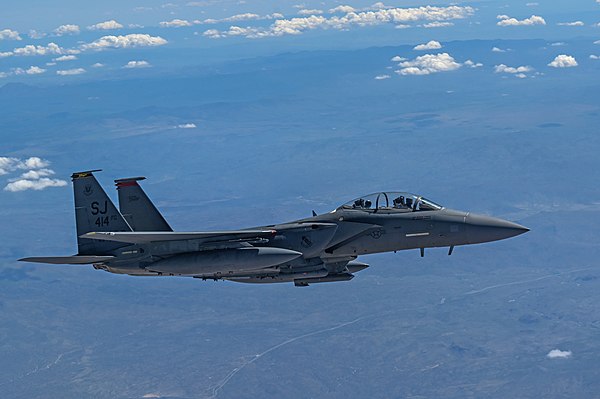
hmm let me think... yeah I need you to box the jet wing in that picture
[81,230,277,244]
[19,256,115,264]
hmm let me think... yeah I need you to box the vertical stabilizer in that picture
[72,170,132,255]
[115,177,172,232]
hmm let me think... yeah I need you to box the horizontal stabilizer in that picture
[18,256,114,265]
[81,230,277,244]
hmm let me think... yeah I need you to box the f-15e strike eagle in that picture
[20,170,528,286]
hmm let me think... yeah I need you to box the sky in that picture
[1,1,600,398]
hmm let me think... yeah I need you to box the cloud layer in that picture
[204,5,474,39]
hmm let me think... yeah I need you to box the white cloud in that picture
[91,62,105,68]
[591,55,599,59]
[57,68,86,75]
[123,60,151,68]
[557,21,584,26]
[53,24,80,36]
[54,55,77,62]
[464,59,483,68]
[0,29,21,40]
[391,55,406,62]
[177,123,197,128]
[298,9,323,15]
[515,73,527,78]
[414,40,442,50]
[81,34,168,51]
[422,21,453,28]
[14,66,46,75]
[159,19,193,28]
[28,30,46,39]
[204,5,474,39]
[548,54,578,67]
[550,42,566,46]
[12,43,64,56]
[396,53,461,75]
[200,13,283,24]
[497,15,546,26]
[494,64,533,74]
[547,349,572,359]
[595,40,600,45]
[5,178,67,192]
[374,74,390,80]
[329,5,355,13]
[23,157,49,169]
[492,46,506,52]
[0,51,13,58]
[370,2,389,10]
[88,20,124,30]
[526,2,539,6]
[19,168,55,179]
[0,156,50,175]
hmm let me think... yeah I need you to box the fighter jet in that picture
[20,170,528,286]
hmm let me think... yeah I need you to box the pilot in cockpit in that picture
[353,199,365,209]
[393,196,406,208]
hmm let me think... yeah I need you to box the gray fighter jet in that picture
[20,170,528,286]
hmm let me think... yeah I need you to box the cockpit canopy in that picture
[338,192,442,213]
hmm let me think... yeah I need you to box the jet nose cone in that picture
[465,213,529,244]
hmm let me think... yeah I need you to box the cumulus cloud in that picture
[396,53,461,75]
[497,15,546,26]
[464,59,483,68]
[19,168,55,179]
[88,20,124,30]
[204,5,474,39]
[557,21,584,26]
[0,29,21,40]
[5,178,67,192]
[54,55,77,62]
[329,5,355,13]
[56,68,86,75]
[391,55,406,62]
[547,349,572,359]
[550,42,566,46]
[374,74,390,80]
[494,64,533,74]
[591,55,599,59]
[492,46,507,52]
[595,40,600,45]
[12,43,64,56]
[53,24,80,36]
[91,62,105,68]
[13,66,46,75]
[160,19,193,28]
[81,34,167,51]
[548,54,578,67]
[0,157,66,193]
[123,60,151,68]
[414,40,442,50]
